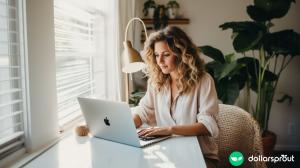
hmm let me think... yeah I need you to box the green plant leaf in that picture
[220,22,266,52]
[167,0,180,8]
[153,5,168,30]
[233,72,248,90]
[236,57,277,92]
[233,31,264,53]
[129,91,146,106]
[199,46,225,63]
[277,94,293,105]
[264,71,277,82]
[225,53,235,63]
[205,61,223,79]
[206,59,245,81]
[247,5,271,22]
[263,30,300,56]
[219,62,238,80]
[254,0,294,20]
[143,0,157,16]
[216,78,240,104]
[237,57,260,91]
[219,21,266,33]
[206,57,248,105]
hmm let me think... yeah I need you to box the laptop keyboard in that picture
[139,136,158,141]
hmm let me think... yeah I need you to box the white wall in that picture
[26,0,59,151]
[138,0,300,150]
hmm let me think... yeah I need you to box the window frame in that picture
[0,0,30,165]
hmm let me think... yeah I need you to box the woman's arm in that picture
[133,114,142,128]
[131,84,156,127]
[138,122,210,137]
[171,123,210,136]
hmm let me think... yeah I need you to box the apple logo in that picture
[104,117,110,126]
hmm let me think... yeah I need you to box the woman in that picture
[132,26,219,168]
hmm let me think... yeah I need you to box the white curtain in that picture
[104,0,122,101]
[91,0,123,101]
[116,0,139,101]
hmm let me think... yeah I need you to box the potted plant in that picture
[143,0,157,18]
[218,0,300,155]
[200,46,277,110]
[153,5,169,30]
[166,0,180,19]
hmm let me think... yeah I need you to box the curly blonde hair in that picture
[143,26,205,94]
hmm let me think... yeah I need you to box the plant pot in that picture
[146,8,155,18]
[168,8,178,19]
[262,130,277,156]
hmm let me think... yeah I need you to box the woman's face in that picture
[154,41,177,75]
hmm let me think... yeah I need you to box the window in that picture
[0,0,27,159]
[54,0,106,127]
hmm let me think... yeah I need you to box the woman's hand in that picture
[138,127,172,137]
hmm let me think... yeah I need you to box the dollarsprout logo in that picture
[229,151,244,166]
[228,151,295,166]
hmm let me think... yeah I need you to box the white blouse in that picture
[132,72,219,160]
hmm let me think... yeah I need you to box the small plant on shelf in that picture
[166,0,180,19]
[153,5,168,30]
[143,0,157,18]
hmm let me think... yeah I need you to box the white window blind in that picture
[54,1,106,127]
[0,0,26,159]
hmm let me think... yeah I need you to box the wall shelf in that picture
[140,18,190,43]
[142,18,190,25]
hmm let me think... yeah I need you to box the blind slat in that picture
[58,105,80,119]
[0,122,22,135]
[0,0,26,159]
[0,139,24,155]
[57,87,93,105]
[0,88,22,96]
[0,65,20,69]
[0,132,24,146]
[58,111,81,128]
[0,77,21,82]
[0,111,22,121]
[58,82,94,99]
[54,19,93,32]
[0,42,19,46]
[0,99,22,108]
[55,1,96,126]
[57,72,89,80]
[57,78,90,91]
[56,68,92,84]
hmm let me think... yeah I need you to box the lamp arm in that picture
[124,17,148,42]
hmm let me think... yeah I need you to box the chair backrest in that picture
[215,104,266,168]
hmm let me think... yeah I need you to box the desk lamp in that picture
[122,17,148,103]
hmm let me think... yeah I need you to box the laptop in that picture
[77,97,170,147]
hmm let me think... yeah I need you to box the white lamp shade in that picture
[122,41,146,73]
[122,62,145,73]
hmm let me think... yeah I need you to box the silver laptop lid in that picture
[78,97,141,147]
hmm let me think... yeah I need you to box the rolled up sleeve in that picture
[196,74,219,138]
[131,84,156,126]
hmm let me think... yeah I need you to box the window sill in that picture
[0,147,25,168]
[7,117,84,168]
[7,131,74,167]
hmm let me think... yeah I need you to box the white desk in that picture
[23,133,206,168]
